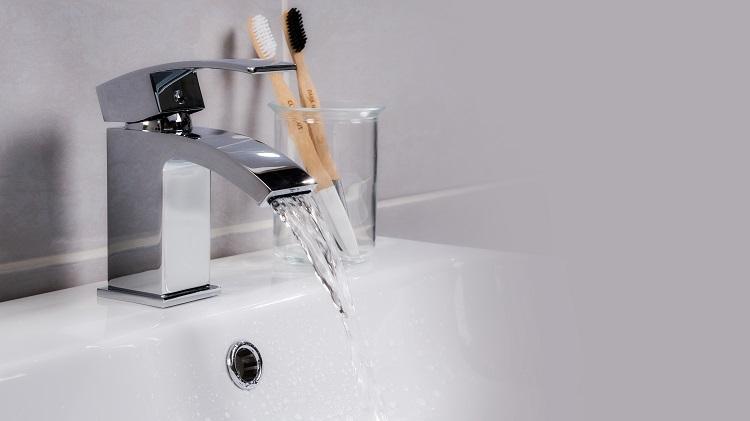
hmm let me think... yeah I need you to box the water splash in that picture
[270,194,386,420]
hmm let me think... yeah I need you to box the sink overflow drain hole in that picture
[226,341,262,390]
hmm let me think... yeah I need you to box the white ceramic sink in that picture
[0,238,570,420]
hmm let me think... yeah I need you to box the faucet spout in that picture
[139,125,315,205]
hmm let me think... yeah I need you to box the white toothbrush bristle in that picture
[251,15,277,59]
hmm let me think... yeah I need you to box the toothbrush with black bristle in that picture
[248,14,360,258]
[283,8,348,207]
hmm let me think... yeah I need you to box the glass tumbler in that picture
[270,103,383,264]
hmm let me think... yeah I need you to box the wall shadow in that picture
[220,28,237,131]
[0,126,84,301]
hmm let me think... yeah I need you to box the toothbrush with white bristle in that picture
[248,15,359,257]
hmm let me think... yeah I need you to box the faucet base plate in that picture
[97,284,220,308]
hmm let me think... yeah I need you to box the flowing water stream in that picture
[270,194,387,420]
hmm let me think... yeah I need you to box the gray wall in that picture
[1,0,749,292]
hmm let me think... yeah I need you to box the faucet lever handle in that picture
[96,59,295,123]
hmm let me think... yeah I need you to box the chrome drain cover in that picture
[226,341,262,390]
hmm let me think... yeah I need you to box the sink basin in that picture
[0,238,571,420]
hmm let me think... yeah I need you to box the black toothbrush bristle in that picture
[286,8,307,53]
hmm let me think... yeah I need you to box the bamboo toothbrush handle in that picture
[293,54,320,108]
[270,73,333,190]
[306,117,339,180]
[292,54,340,181]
